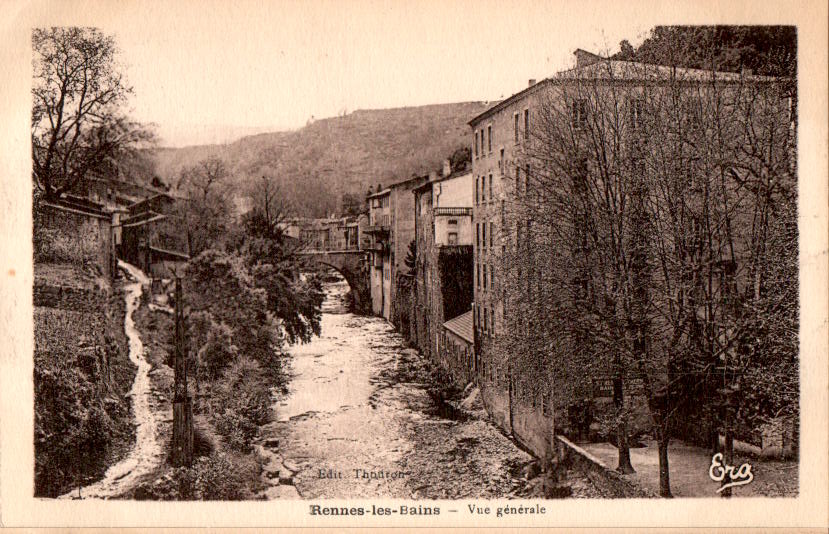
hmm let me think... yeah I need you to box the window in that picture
[482,222,487,248]
[630,97,644,130]
[491,265,495,290]
[475,176,479,204]
[448,232,458,245]
[687,96,702,128]
[489,173,493,200]
[476,223,480,248]
[514,112,519,143]
[481,175,486,202]
[490,308,496,335]
[484,307,489,332]
[481,128,486,155]
[515,166,520,194]
[524,164,530,195]
[572,99,588,129]
[487,124,492,153]
[499,148,504,174]
[476,263,481,288]
[489,221,494,248]
[523,108,529,140]
[474,131,479,157]
[483,264,487,289]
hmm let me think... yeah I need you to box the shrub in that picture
[137,453,256,500]
[208,357,272,452]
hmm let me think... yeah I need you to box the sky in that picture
[20,0,665,146]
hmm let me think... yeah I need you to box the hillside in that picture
[152,101,492,217]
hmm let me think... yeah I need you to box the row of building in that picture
[35,173,192,283]
[353,47,793,460]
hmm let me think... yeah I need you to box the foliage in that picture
[173,157,234,255]
[152,102,492,217]
[404,239,417,273]
[341,192,364,216]
[32,27,155,200]
[34,305,132,497]
[209,357,274,452]
[450,146,472,173]
[193,315,238,380]
[137,452,258,500]
[185,249,280,364]
[237,176,325,344]
[613,26,796,78]
[33,223,99,266]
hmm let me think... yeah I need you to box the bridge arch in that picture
[301,250,370,313]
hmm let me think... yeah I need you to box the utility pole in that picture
[171,276,193,467]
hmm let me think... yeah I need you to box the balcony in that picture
[434,207,473,217]
[364,224,390,235]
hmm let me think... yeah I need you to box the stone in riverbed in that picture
[282,459,300,473]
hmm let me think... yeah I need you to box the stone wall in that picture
[33,266,133,497]
[34,282,111,313]
[554,435,655,498]
[35,202,113,280]
[438,328,474,385]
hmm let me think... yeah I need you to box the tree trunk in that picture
[616,416,635,474]
[721,424,734,498]
[657,431,672,498]
[613,373,635,474]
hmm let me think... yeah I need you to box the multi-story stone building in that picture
[411,161,474,381]
[366,187,392,318]
[365,175,430,321]
[468,49,789,458]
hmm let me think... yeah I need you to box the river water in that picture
[257,276,541,499]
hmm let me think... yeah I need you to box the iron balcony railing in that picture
[434,207,473,216]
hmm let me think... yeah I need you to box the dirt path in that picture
[61,261,165,499]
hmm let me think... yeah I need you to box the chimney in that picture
[442,159,451,177]
[528,79,537,87]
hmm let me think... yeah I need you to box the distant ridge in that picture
[153,101,491,217]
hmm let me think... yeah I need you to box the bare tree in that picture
[175,157,233,255]
[503,55,795,498]
[32,27,154,200]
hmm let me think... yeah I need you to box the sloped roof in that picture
[470,49,781,126]
[555,58,777,83]
[443,310,473,344]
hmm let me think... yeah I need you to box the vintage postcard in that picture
[1,0,827,529]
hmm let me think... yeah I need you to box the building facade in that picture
[468,49,789,459]
[411,165,474,375]
[440,310,475,386]
[366,188,392,318]
[365,175,431,322]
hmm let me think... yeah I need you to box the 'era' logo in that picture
[709,452,754,493]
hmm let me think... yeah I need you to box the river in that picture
[257,275,549,500]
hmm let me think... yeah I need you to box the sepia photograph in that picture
[2,0,828,529]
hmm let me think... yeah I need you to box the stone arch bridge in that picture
[299,250,370,312]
